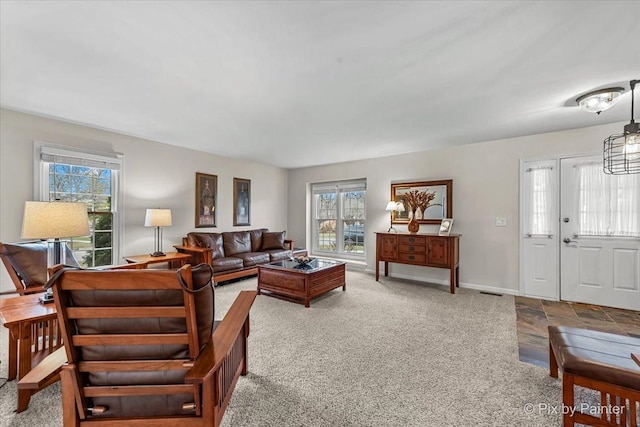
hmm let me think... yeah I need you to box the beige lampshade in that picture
[145,209,172,227]
[385,201,398,211]
[21,201,90,239]
[396,202,406,212]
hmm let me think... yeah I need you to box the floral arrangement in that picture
[404,189,437,214]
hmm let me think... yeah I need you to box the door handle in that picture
[563,237,577,244]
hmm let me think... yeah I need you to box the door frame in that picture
[518,152,601,300]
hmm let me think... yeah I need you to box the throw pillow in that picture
[261,231,286,250]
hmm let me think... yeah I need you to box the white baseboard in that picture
[362,268,519,296]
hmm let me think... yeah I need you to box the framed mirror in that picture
[391,179,452,224]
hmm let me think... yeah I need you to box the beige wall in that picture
[0,108,288,293]
[287,121,626,293]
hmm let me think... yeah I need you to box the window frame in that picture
[310,179,366,260]
[33,141,124,266]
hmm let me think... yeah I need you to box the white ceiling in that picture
[1,1,639,169]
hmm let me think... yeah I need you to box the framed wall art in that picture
[195,172,217,228]
[391,179,452,224]
[233,177,251,226]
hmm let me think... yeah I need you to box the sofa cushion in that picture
[233,252,270,267]
[249,228,268,252]
[2,241,79,287]
[223,232,251,256]
[264,249,291,262]
[212,257,244,272]
[261,231,286,250]
[186,232,224,259]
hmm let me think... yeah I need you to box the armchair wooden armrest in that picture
[185,290,257,384]
[174,245,213,265]
[17,346,67,391]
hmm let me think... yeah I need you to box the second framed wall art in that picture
[233,178,251,226]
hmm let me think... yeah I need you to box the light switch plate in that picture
[495,217,507,227]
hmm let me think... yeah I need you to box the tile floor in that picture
[515,296,640,368]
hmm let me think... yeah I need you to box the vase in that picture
[408,210,420,234]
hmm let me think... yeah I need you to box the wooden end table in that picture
[0,293,61,412]
[123,251,191,268]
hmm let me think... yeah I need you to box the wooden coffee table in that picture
[257,258,346,307]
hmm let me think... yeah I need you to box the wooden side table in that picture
[123,251,191,268]
[0,293,61,412]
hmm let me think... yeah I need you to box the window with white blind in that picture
[311,179,366,258]
[574,162,640,237]
[35,143,123,267]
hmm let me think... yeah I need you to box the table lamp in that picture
[21,201,90,302]
[145,208,172,257]
[385,201,405,232]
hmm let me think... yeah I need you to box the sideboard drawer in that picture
[398,235,426,246]
[398,252,426,264]
[398,244,426,253]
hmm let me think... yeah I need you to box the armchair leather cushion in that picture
[186,232,224,259]
[73,273,214,361]
[261,231,286,250]
[2,241,78,287]
[223,231,251,256]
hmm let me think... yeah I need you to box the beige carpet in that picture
[0,271,563,426]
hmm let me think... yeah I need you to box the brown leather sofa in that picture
[175,229,294,282]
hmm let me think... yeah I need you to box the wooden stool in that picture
[548,326,640,427]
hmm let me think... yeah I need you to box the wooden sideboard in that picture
[375,232,461,294]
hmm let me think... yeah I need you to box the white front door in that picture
[521,159,559,299]
[560,156,640,311]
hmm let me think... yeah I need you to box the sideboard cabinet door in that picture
[427,237,449,267]
[379,234,398,260]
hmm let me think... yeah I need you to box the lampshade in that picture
[145,209,172,227]
[604,79,640,174]
[576,87,624,114]
[385,201,398,211]
[21,201,90,239]
[396,202,406,212]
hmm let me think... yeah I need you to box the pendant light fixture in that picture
[603,79,640,175]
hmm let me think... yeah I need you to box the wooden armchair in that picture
[45,264,255,427]
[0,241,79,295]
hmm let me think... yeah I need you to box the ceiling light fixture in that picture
[576,87,624,114]
[603,79,640,175]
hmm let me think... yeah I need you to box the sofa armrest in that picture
[185,290,257,384]
[284,239,294,251]
[174,245,213,265]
